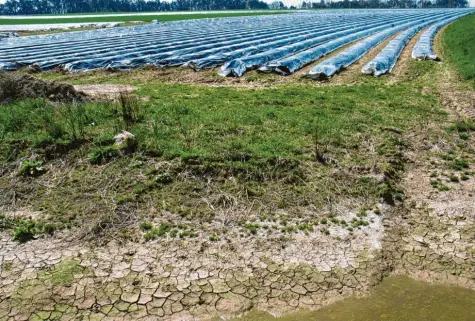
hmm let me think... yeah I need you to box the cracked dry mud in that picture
[1,138,473,320]
[1,181,473,321]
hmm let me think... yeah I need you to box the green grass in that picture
[443,13,475,87]
[25,9,288,16]
[0,12,285,25]
[0,64,445,240]
[0,81,441,167]
[0,23,457,241]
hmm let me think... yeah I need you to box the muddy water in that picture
[233,276,475,321]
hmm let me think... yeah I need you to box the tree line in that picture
[295,0,468,8]
[0,0,268,14]
[0,0,468,15]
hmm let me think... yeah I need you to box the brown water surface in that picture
[232,275,475,321]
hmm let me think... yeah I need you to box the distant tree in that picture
[312,0,326,8]
[248,0,269,9]
[436,0,469,7]
[269,1,287,9]
[3,0,466,15]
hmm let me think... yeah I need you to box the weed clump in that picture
[451,159,470,171]
[118,92,142,130]
[459,133,470,141]
[89,146,120,165]
[139,222,153,231]
[142,222,198,241]
[394,192,404,202]
[1,214,55,243]
[451,121,475,133]
[13,221,37,243]
[143,223,169,241]
[244,223,260,235]
[357,209,367,217]
[19,160,45,177]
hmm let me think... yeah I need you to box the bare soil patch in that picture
[74,84,138,99]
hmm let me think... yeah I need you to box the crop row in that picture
[0,9,473,78]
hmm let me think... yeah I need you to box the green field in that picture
[443,14,475,87]
[0,12,285,25]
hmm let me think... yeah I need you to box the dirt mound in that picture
[0,73,88,104]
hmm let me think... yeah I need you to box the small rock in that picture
[114,131,135,146]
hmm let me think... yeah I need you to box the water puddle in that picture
[233,275,475,321]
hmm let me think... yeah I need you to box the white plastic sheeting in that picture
[0,22,122,32]
[411,12,472,60]
[1,9,473,75]
[259,11,438,76]
[306,11,458,79]
[361,11,466,76]
[0,14,332,71]
[219,14,403,77]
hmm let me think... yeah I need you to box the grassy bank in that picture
[2,15,474,244]
[443,13,475,87]
[0,12,285,25]
[0,61,444,242]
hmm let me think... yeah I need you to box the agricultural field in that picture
[0,9,475,321]
[0,11,287,33]
[0,11,287,25]
[1,9,473,75]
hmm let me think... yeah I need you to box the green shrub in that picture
[13,221,37,243]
